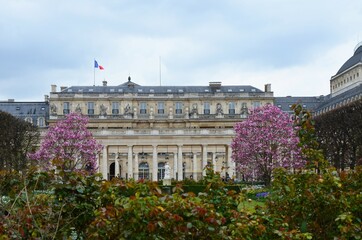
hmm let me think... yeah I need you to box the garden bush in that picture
[0,168,312,239]
[2,166,359,239]
[267,167,362,239]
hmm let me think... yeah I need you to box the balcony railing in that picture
[92,128,235,136]
[50,112,246,120]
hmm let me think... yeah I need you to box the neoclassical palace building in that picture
[47,80,274,181]
[1,41,362,181]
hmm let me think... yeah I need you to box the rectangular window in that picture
[229,102,235,114]
[140,102,147,114]
[63,102,70,115]
[112,102,119,114]
[88,102,94,115]
[158,102,165,114]
[252,101,260,109]
[204,102,210,115]
[175,102,182,114]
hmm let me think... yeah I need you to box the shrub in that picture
[267,167,362,239]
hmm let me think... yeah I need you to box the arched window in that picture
[25,117,33,124]
[158,162,165,181]
[139,162,150,180]
[37,117,45,127]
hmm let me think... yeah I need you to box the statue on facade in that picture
[99,104,107,116]
[164,162,171,180]
[50,103,57,115]
[190,103,198,118]
[124,104,131,115]
[241,104,248,117]
[75,104,82,113]
[216,103,223,115]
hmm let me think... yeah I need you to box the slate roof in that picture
[315,83,362,112]
[335,43,362,75]
[0,101,49,124]
[274,96,324,113]
[61,79,264,94]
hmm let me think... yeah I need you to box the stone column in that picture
[193,152,198,180]
[133,107,138,119]
[152,145,158,181]
[202,144,208,176]
[102,145,108,180]
[212,152,217,172]
[96,153,100,174]
[177,145,183,181]
[127,145,133,180]
[226,145,235,179]
[134,152,139,180]
[115,152,120,178]
[173,151,178,179]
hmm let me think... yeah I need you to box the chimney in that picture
[8,99,14,102]
[44,95,49,102]
[51,84,57,92]
[209,82,222,88]
[264,84,271,92]
[60,86,67,91]
[102,80,107,86]
[209,82,222,92]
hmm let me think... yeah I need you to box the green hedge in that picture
[1,167,360,239]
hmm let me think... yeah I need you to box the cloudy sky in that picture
[1,0,361,101]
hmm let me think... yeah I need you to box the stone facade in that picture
[48,80,274,181]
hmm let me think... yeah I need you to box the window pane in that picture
[175,102,182,114]
[158,102,164,114]
[229,102,235,114]
[88,102,94,115]
[140,102,147,114]
[229,109,235,114]
[253,101,260,109]
[204,102,210,114]
[63,102,70,114]
[38,118,44,127]
[112,102,119,114]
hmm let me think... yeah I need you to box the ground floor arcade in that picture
[98,143,235,181]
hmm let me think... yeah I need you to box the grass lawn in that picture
[240,199,266,213]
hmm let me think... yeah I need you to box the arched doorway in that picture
[109,162,121,180]
[109,162,115,180]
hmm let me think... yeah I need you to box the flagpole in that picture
[93,59,95,86]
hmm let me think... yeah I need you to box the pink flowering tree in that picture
[231,105,304,185]
[29,113,103,174]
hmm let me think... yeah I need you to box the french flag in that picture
[94,60,104,70]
